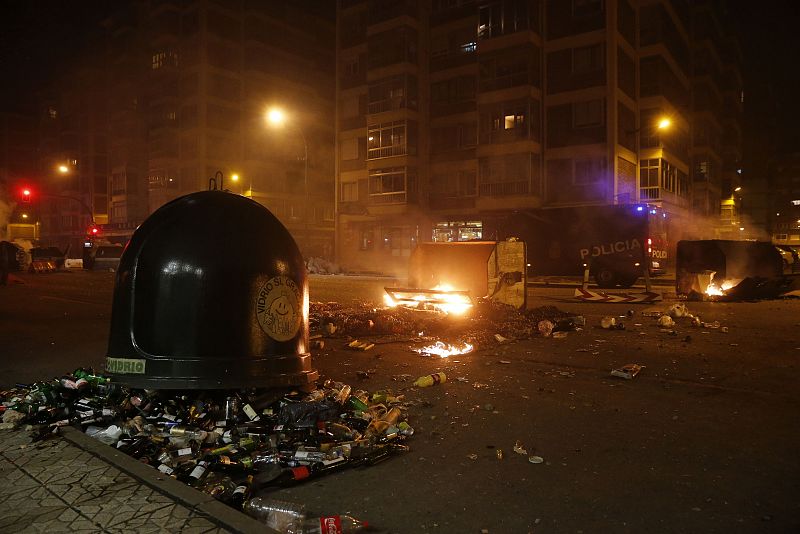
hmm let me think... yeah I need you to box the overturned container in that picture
[385,240,527,311]
[105,190,318,389]
[675,239,795,299]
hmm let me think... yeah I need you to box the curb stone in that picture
[60,426,277,534]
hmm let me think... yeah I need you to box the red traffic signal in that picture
[88,224,100,237]
[21,187,32,202]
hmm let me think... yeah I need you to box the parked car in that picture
[775,245,800,273]
[85,244,124,271]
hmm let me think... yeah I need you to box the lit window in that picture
[460,41,477,53]
[503,113,524,130]
[48,107,57,119]
[152,51,167,69]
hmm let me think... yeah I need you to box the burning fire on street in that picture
[413,340,474,358]
[384,284,474,315]
[704,278,741,297]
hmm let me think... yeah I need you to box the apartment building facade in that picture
[335,0,741,275]
[37,62,111,253]
[36,0,336,257]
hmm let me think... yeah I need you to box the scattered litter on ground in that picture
[347,340,375,351]
[657,315,676,327]
[0,368,416,529]
[538,320,554,337]
[310,301,579,349]
[610,363,643,380]
[600,316,616,329]
[413,372,447,387]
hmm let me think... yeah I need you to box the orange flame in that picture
[384,283,473,315]
[413,340,474,358]
[705,278,739,296]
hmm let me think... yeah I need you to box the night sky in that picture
[1,0,798,155]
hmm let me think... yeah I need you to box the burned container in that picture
[675,239,792,299]
[105,190,318,389]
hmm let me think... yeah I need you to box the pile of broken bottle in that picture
[0,369,412,515]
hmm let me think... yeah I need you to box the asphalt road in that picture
[1,270,799,533]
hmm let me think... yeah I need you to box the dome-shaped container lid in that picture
[105,190,317,389]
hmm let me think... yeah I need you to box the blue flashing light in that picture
[636,206,644,212]
[650,209,657,215]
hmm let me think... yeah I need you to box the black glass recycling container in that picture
[105,190,318,389]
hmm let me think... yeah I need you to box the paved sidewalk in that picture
[0,427,269,534]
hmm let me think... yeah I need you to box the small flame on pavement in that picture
[705,278,739,297]
[384,283,473,315]
[413,340,474,358]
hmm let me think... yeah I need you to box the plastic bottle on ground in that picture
[243,497,306,531]
[413,372,446,387]
[286,515,368,534]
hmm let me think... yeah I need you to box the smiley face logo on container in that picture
[256,275,302,341]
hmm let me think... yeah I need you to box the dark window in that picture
[430,170,477,198]
[430,123,477,153]
[431,76,476,105]
[573,99,603,127]
[574,158,605,185]
[367,26,417,69]
[572,44,603,73]
[573,0,603,16]
[368,75,418,113]
[368,167,415,204]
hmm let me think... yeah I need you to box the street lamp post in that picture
[266,108,309,247]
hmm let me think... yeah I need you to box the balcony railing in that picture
[367,144,415,159]
[639,187,661,201]
[479,181,529,196]
[367,96,415,115]
[369,191,407,204]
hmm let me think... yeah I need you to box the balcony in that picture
[479,181,529,196]
[639,187,661,201]
[368,141,419,160]
[369,191,407,204]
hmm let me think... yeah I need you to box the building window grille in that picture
[368,167,413,204]
[367,121,416,159]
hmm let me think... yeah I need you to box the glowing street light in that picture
[734,186,742,192]
[267,108,286,126]
[58,164,69,174]
[657,117,671,130]
[265,106,309,241]
[231,174,239,182]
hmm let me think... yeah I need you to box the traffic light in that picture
[87,224,100,237]
[21,187,32,203]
